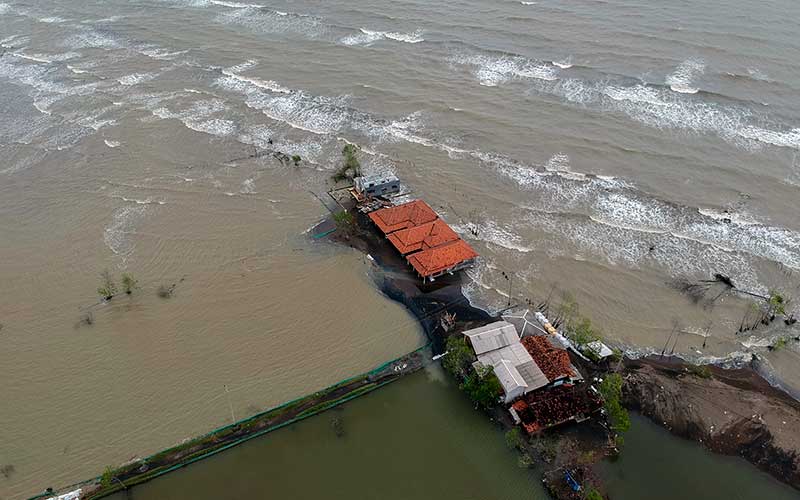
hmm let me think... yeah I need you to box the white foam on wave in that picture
[341,28,424,46]
[666,58,704,94]
[217,6,325,38]
[452,220,534,253]
[104,205,148,257]
[0,3,11,14]
[548,77,800,151]
[520,1,537,4]
[210,0,264,7]
[240,178,256,194]
[151,99,237,138]
[62,29,124,50]
[38,16,67,23]
[12,53,53,64]
[553,56,573,69]
[1,34,27,48]
[746,67,770,82]
[67,65,89,74]
[104,139,121,148]
[450,52,558,86]
[220,62,292,94]
[117,72,159,86]
[139,46,188,60]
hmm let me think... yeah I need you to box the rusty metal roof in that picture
[368,200,438,235]
[386,219,460,255]
[406,239,478,278]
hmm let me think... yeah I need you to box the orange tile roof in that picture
[406,239,478,278]
[386,219,460,256]
[521,336,575,381]
[368,200,438,235]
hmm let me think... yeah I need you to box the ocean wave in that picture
[552,56,573,69]
[220,62,292,94]
[38,16,67,23]
[450,52,558,86]
[117,72,159,86]
[139,46,189,60]
[62,29,124,50]
[666,58,704,94]
[341,28,424,46]
[240,178,256,194]
[209,0,264,7]
[549,77,800,151]
[104,205,148,257]
[151,99,237,138]
[104,139,121,148]
[216,5,325,38]
[452,220,534,253]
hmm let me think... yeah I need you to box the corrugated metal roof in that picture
[368,200,437,235]
[386,219,460,255]
[476,344,549,393]
[515,361,549,391]
[406,239,478,278]
[494,359,527,391]
[463,321,519,355]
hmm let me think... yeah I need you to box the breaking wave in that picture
[450,52,558,86]
[666,58,705,94]
[341,28,424,46]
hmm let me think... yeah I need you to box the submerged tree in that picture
[121,273,139,295]
[332,144,362,181]
[442,335,474,378]
[97,270,118,300]
[461,365,502,410]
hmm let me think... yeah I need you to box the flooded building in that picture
[368,200,478,282]
[354,174,401,198]
[462,321,548,403]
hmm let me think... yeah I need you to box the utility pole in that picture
[501,271,513,307]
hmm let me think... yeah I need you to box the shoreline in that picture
[332,208,800,494]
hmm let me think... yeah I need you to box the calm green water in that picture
[107,369,799,500]
[109,367,547,500]
[601,414,800,500]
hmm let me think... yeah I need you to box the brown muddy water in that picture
[1,0,800,497]
[105,370,799,500]
[105,368,549,500]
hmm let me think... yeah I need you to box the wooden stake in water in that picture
[225,384,235,424]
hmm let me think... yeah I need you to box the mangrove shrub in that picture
[598,373,630,434]
[121,272,139,295]
[97,270,118,300]
[461,365,502,410]
[442,335,473,377]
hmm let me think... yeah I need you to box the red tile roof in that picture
[521,336,575,381]
[368,200,438,235]
[406,239,478,278]
[386,219,460,256]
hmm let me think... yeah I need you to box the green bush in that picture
[687,364,712,379]
[121,272,139,295]
[97,269,118,300]
[598,373,630,433]
[332,144,361,181]
[442,335,473,377]
[461,366,502,410]
[505,428,524,450]
[584,486,603,500]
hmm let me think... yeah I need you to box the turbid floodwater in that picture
[1,0,800,497]
[104,371,799,500]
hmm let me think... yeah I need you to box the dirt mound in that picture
[623,357,800,490]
